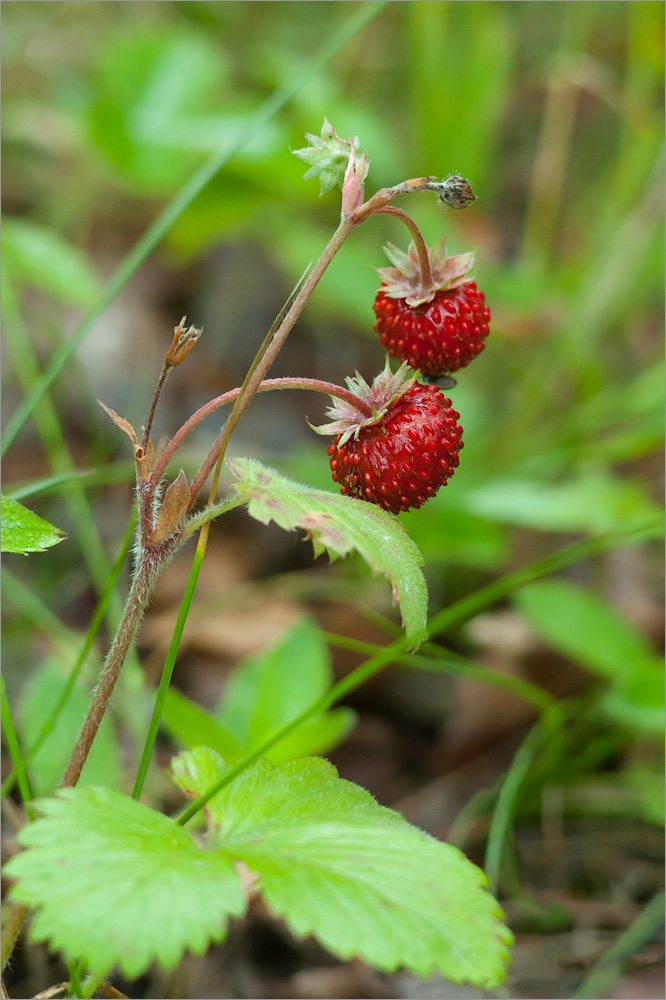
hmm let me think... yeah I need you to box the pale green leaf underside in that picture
[227,457,428,647]
[5,787,246,979]
[176,749,512,987]
[1,495,66,554]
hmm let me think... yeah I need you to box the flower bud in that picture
[436,175,476,210]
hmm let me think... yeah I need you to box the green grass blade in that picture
[1,511,135,799]
[1,1,387,454]
[1,286,115,594]
[6,463,136,502]
[1,675,35,821]
[483,719,549,897]
[132,538,206,801]
[318,629,557,717]
[6,470,97,501]
[573,892,665,999]
[428,520,663,638]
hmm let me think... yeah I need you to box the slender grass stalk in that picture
[131,534,207,801]
[573,892,665,999]
[1,511,136,799]
[176,638,400,827]
[1,286,117,601]
[7,470,98,501]
[0,1,387,455]
[67,962,84,1000]
[427,519,662,638]
[6,462,137,501]
[317,629,557,716]
[1,676,35,822]
[483,718,549,896]
[188,220,355,503]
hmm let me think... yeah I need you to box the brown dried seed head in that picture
[437,175,476,210]
[165,317,203,368]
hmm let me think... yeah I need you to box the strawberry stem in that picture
[153,377,374,490]
[373,206,433,288]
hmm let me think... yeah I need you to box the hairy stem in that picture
[152,376,373,485]
[59,551,161,789]
[1,904,28,974]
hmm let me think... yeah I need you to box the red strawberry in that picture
[372,238,490,376]
[312,362,463,514]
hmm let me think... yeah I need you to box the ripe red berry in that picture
[373,280,490,376]
[373,237,490,376]
[325,378,463,514]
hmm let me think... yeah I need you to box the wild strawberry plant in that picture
[2,123,512,995]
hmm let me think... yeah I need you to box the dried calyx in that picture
[375,237,476,309]
[310,360,418,447]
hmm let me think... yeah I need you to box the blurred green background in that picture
[1,1,664,996]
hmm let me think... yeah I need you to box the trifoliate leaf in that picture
[227,457,427,648]
[4,787,246,979]
[1,495,66,553]
[173,750,512,988]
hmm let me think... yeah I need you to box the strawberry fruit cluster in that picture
[320,213,489,514]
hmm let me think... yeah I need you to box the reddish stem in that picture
[151,376,373,487]
[373,206,433,287]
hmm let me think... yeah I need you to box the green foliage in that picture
[19,659,122,796]
[228,456,428,647]
[86,27,233,193]
[1,218,101,307]
[1,496,66,554]
[174,749,512,986]
[515,579,656,679]
[2,3,664,993]
[515,580,664,737]
[164,618,356,762]
[7,752,511,985]
[464,472,662,536]
[5,786,247,980]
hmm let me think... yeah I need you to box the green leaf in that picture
[4,787,246,979]
[514,579,655,680]
[1,495,66,554]
[163,689,243,760]
[227,457,428,648]
[163,620,356,762]
[1,218,100,306]
[20,659,122,796]
[218,618,356,760]
[600,657,665,736]
[172,749,512,987]
[465,473,662,535]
